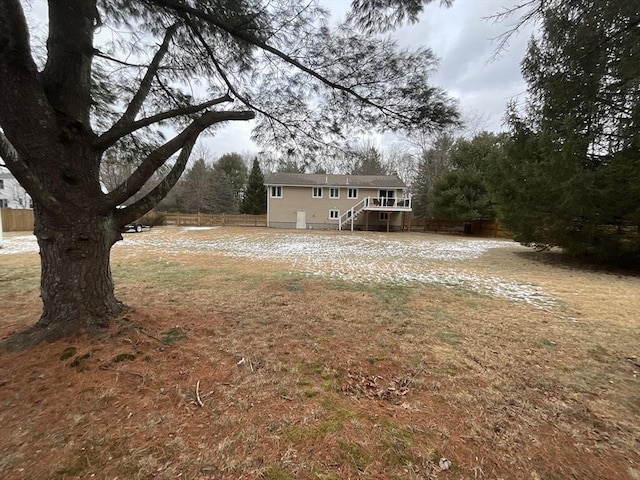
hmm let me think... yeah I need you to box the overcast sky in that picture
[207,0,536,157]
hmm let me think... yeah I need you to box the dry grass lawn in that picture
[0,227,639,480]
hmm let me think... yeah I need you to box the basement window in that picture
[329,209,339,219]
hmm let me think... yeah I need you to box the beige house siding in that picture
[266,182,408,230]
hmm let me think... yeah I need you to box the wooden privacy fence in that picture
[403,216,509,238]
[1,208,34,232]
[160,212,267,227]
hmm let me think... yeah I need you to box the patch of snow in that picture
[0,235,39,255]
[0,228,556,308]
[117,231,557,308]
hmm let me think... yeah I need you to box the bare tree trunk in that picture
[33,205,124,341]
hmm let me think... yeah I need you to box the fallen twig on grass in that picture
[625,357,640,368]
[195,380,204,407]
[201,390,215,399]
[99,366,145,379]
[135,328,164,344]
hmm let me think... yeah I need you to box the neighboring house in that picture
[264,173,411,231]
[0,167,32,209]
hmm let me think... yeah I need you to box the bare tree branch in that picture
[115,138,196,224]
[183,20,298,136]
[105,23,178,134]
[103,109,255,208]
[93,49,162,68]
[485,0,542,61]
[183,16,338,153]
[0,131,63,212]
[95,94,234,149]
[149,0,415,123]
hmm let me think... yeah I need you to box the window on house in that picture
[379,212,389,221]
[0,199,7,208]
[270,186,282,198]
[329,187,340,198]
[379,189,396,206]
[312,187,323,198]
[347,188,358,199]
[329,209,339,219]
[0,179,4,189]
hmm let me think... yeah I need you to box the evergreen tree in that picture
[240,158,267,214]
[212,153,247,213]
[277,158,307,173]
[432,169,492,221]
[431,132,504,221]
[349,146,389,175]
[211,172,237,213]
[411,132,455,218]
[491,0,640,262]
[213,153,248,209]
[178,158,215,213]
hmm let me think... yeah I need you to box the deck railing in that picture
[365,196,412,209]
[338,196,412,231]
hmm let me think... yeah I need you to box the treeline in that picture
[157,153,267,215]
[419,0,640,264]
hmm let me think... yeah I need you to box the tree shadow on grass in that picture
[514,249,640,277]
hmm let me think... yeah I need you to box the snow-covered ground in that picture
[0,228,556,308]
[0,234,39,255]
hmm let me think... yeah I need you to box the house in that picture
[0,167,32,209]
[264,173,411,231]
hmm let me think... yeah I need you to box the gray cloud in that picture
[408,0,534,132]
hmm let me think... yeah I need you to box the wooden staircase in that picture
[338,198,368,231]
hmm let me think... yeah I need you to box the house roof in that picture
[264,173,407,188]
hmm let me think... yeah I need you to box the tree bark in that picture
[33,205,125,341]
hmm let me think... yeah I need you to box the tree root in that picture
[0,305,132,352]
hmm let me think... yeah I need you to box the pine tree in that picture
[213,153,248,210]
[349,146,389,175]
[411,132,455,218]
[240,158,267,215]
[179,158,215,213]
[431,132,504,221]
[491,0,640,262]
